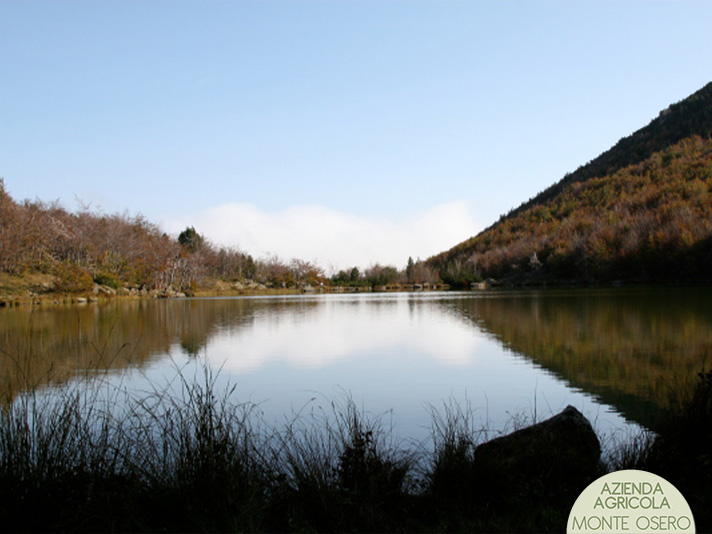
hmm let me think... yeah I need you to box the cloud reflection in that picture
[205,296,482,373]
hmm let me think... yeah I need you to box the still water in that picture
[2,288,711,444]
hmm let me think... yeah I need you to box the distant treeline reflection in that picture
[0,298,289,403]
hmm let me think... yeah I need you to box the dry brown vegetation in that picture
[432,135,712,285]
[0,181,439,298]
[430,82,712,286]
[0,180,331,297]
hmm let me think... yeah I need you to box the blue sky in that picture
[2,1,711,271]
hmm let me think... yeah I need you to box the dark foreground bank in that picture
[0,368,710,533]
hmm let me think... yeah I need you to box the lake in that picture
[2,287,711,446]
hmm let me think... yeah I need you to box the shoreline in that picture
[0,271,456,307]
[2,277,709,308]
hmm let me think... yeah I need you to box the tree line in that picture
[0,180,438,294]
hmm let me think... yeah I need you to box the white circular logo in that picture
[567,470,695,533]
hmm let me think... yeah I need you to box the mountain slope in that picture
[429,83,712,285]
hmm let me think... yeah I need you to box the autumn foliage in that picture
[0,181,441,294]
[430,83,712,285]
[0,182,259,294]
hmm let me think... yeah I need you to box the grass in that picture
[0,366,710,533]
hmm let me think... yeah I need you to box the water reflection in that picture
[2,289,710,441]
[206,294,481,373]
[440,288,712,429]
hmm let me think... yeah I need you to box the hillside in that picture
[0,183,307,300]
[0,181,426,301]
[429,82,712,285]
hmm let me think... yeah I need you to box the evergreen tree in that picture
[178,226,204,253]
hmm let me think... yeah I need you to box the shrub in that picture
[93,271,122,290]
[52,263,94,294]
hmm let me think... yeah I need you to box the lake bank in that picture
[0,270,455,307]
[5,266,706,309]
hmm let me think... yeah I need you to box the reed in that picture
[0,362,708,532]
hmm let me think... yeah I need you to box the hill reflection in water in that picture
[442,287,712,431]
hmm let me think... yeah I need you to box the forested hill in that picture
[429,82,712,285]
[512,81,712,217]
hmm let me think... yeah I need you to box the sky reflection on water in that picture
[177,292,641,444]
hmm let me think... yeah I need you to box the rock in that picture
[93,284,117,296]
[474,405,600,489]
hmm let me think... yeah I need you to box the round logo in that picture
[567,470,695,533]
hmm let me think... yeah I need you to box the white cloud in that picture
[163,202,479,272]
